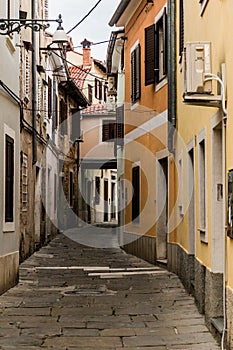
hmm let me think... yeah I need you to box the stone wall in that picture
[123,233,156,265]
[0,252,19,295]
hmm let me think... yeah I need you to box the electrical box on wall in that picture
[184,42,212,94]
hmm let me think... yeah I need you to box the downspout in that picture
[32,0,37,164]
[167,0,176,152]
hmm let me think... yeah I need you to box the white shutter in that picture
[24,51,30,99]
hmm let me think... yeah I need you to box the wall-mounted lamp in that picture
[145,0,154,12]
[0,13,68,44]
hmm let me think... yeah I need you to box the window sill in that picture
[131,101,139,111]
[198,228,208,243]
[155,77,167,92]
[3,222,15,233]
[6,36,16,54]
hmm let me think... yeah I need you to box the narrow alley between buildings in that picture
[0,232,220,350]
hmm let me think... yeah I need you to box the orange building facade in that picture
[109,0,169,263]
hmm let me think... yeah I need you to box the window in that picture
[71,109,80,142]
[179,0,184,58]
[59,98,67,135]
[144,7,167,85]
[95,79,102,101]
[155,8,167,82]
[5,135,14,222]
[102,120,116,142]
[88,84,93,104]
[131,43,141,104]
[199,0,209,16]
[178,153,184,216]
[54,174,57,212]
[198,135,207,241]
[132,165,140,222]
[21,153,28,211]
[95,176,100,204]
[48,76,52,118]
[37,78,42,115]
[69,171,74,207]
[7,0,11,19]
[25,50,31,99]
[116,105,124,146]
[145,24,155,86]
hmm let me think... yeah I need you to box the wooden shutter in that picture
[48,76,52,118]
[116,105,124,146]
[102,120,110,142]
[179,0,184,58]
[131,44,141,103]
[95,78,98,99]
[131,50,136,103]
[162,8,167,76]
[135,44,141,100]
[5,135,14,222]
[132,166,140,222]
[145,24,155,86]
[99,81,103,101]
[44,0,49,20]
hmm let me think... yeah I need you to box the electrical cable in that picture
[52,50,106,81]
[67,0,103,34]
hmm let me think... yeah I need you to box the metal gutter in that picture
[167,0,176,153]
[31,0,37,164]
[108,0,131,26]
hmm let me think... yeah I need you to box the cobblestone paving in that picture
[0,234,221,349]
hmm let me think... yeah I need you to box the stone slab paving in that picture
[0,233,221,350]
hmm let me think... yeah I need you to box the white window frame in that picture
[199,0,209,16]
[178,152,184,217]
[154,5,168,90]
[198,128,208,243]
[3,124,15,232]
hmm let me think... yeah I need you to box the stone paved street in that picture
[0,233,220,349]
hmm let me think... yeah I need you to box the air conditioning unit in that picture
[184,42,212,95]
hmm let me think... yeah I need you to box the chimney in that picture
[81,38,92,67]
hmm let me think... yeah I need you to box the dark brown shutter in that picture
[131,50,136,103]
[95,78,98,99]
[95,176,100,204]
[132,166,140,222]
[163,8,167,76]
[135,44,141,100]
[155,23,159,83]
[102,120,110,142]
[179,0,184,58]
[116,105,124,146]
[99,81,102,101]
[5,135,14,222]
[145,24,155,86]
[131,44,141,103]
[48,76,52,118]
[88,84,93,104]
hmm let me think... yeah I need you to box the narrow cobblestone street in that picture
[0,233,220,350]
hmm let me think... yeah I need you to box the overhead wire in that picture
[67,0,103,34]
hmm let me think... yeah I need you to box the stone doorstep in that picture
[211,317,224,334]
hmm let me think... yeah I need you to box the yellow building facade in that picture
[172,0,233,346]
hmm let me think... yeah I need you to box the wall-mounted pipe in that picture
[32,0,37,164]
[167,0,176,153]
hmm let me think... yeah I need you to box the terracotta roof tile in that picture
[69,66,91,90]
[82,103,108,115]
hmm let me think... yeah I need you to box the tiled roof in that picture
[82,103,108,115]
[69,66,91,90]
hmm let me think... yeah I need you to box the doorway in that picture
[104,180,108,222]
[156,157,168,260]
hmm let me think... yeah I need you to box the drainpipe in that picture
[167,0,176,153]
[32,0,37,164]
